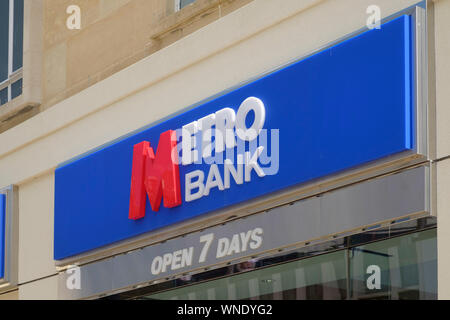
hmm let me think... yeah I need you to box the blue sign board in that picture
[0,194,5,278]
[54,15,414,260]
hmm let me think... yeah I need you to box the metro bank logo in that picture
[129,97,275,220]
[129,130,181,220]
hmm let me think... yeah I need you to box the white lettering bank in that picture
[179,97,279,203]
[150,228,264,276]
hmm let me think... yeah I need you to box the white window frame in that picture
[0,0,23,105]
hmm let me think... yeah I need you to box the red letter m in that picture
[129,130,182,220]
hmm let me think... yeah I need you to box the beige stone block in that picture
[18,173,57,284]
[98,49,149,84]
[218,0,254,18]
[43,0,71,48]
[152,0,254,52]
[434,0,450,159]
[44,0,252,108]
[24,0,44,55]
[41,91,68,111]
[0,104,39,133]
[80,0,101,27]
[23,0,43,105]
[158,28,183,50]
[66,5,136,88]
[166,0,176,15]
[151,0,219,38]
[18,276,58,300]
[100,0,132,18]
[43,42,67,101]
[0,290,19,300]
[63,73,102,104]
[127,0,167,51]
[44,0,101,49]
[180,5,221,38]
[65,0,169,91]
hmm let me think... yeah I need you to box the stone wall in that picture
[42,0,253,110]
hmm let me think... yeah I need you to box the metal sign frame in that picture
[0,185,18,292]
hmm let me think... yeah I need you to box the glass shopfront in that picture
[108,218,436,300]
[148,250,348,300]
[349,229,437,300]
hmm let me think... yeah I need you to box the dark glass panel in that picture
[0,87,8,106]
[180,0,196,9]
[0,0,9,82]
[11,78,22,99]
[13,0,23,71]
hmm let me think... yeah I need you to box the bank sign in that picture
[0,194,5,279]
[54,15,414,260]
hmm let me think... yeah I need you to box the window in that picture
[349,229,437,299]
[0,0,24,107]
[175,0,197,11]
[146,251,348,300]
[103,218,437,300]
[129,229,437,300]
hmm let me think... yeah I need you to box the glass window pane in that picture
[180,0,196,9]
[145,251,347,300]
[349,229,437,300]
[0,0,9,82]
[11,78,22,100]
[0,87,8,106]
[13,0,24,71]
